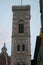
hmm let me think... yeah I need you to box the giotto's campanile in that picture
[11,5,31,65]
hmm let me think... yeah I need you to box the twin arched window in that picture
[17,62,25,65]
[22,62,25,65]
[17,44,25,51]
[17,62,20,65]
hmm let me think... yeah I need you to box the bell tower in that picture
[11,5,31,65]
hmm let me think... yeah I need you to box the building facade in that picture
[0,43,10,65]
[11,5,31,65]
[33,0,43,65]
[40,0,43,33]
[36,0,43,65]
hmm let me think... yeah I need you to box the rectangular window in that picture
[19,24,24,33]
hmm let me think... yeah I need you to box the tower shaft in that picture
[11,5,31,65]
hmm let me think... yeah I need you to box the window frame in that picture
[18,20,24,33]
[19,23,24,33]
[17,62,20,65]
[22,44,25,51]
[22,62,25,65]
[17,44,20,51]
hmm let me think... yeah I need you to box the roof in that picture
[0,53,10,65]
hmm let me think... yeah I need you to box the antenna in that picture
[21,0,22,5]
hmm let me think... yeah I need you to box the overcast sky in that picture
[0,0,41,59]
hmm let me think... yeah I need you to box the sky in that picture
[0,0,41,59]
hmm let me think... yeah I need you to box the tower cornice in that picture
[12,5,30,12]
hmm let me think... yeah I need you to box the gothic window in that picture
[19,23,24,33]
[22,62,25,65]
[17,44,20,51]
[17,62,20,65]
[22,44,25,51]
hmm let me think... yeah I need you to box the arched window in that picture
[19,23,24,33]
[22,44,25,51]
[17,44,20,51]
[17,62,20,65]
[22,62,25,65]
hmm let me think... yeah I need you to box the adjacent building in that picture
[0,43,10,65]
[33,0,43,65]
